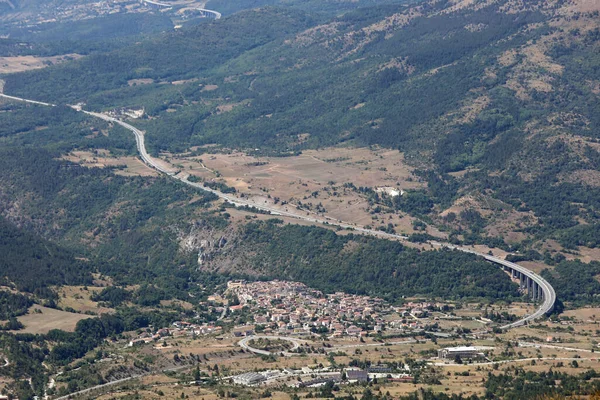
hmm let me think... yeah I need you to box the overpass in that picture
[0,93,556,330]
[436,244,556,329]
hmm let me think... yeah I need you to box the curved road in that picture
[141,0,222,19]
[238,335,302,356]
[432,242,556,329]
[53,364,190,400]
[0,94,556,329]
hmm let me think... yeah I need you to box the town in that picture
[126,279,507,350]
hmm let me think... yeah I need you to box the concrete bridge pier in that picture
[508,266,546,303]
[520,273,525,289]
[530,279,534,300]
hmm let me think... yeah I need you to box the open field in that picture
[62,150,159,177]
[56,285,114,315]
[166,146,444,236]
[61,144,449,236]
[562,307,600,322]
[0,54,82,75]
[15,305,90,334]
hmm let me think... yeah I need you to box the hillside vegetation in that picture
[3,1,600,397]
[4,0,600,249]
[213,220,520,301]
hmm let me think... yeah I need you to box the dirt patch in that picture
[440,0,495,14]
[560,169,600,187]
[285,22,341,47]
[201,84,218,91]
[216,102,245,114]
[518,260,551,274]
[589,80,600,95]
[455,94,490,124]
[0,54,81,74]
[499,49,518,66]
[377,57,415,75]
[572,246,600,264]
[562,307,600,321]
[563,0,600,13]
[172,78,198,85]
[159,299,194,310]
[15,306,90,334]
[128,78,154,86]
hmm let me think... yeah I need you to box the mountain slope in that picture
[3,0,600,247]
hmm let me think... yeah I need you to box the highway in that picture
[0,92,556,330]
[431,242,556,329]
[140,0,222,19]
[0,93,55,107]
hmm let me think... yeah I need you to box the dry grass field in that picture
[15,305,90,334]
[62,150,160,177]
[167,146,443,235]
[0,54,81,75]
[64,144,447,236]
[56,285,114,315]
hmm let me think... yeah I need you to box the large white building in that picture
[232,372,266,385]
[437,346,484,360]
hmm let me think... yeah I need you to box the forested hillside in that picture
[4,0,600,249]
[0,145,225,293]
[3,0,600,293]
[3,1,600,396]
[0,217,89,296]
[209,220,520,301]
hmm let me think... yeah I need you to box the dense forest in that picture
[0,217,92,296]
[226,220,520,302]
[0,291,33,320]
[541,259,600,306]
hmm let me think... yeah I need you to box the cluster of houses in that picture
[128,322,223,347]
[226,281,441,338]
[226,280,388,337]
[127,280,461,347]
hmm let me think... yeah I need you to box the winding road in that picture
[0,89,555,329]
[141,0,222,19]
[52,364,190,400]
[238,335,302,356]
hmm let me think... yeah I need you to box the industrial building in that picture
[232,372,266,385]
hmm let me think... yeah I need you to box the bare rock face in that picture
[176,221,238,269]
